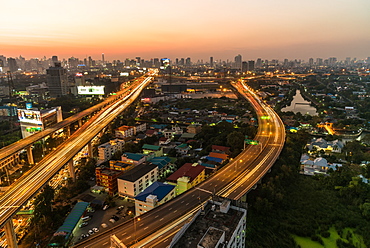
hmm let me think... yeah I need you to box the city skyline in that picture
[1,0,370,61]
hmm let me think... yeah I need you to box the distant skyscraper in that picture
[102,53,105,65]
[328,57,337,66]
[46,62,69,97]
[0,55,6,68]
[309,58,314,66]
[185,57,191,66]
[7,58,18,72]
[234,54,242,70]
[136,57,141,65]
[316,58,323,66]
[256,58,262,68]
[210,57,214,67]
[241,61,248,72]
[180,58,185,65]
[248,60,255,71]
[52,56,58,63]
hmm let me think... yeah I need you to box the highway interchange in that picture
[0,71,155,228]
[74,79,286,247]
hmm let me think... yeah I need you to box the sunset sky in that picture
[1,0,370,62]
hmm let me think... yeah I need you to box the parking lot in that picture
[70,194,135,245]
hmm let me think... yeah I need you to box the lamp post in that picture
[134,217,141,243]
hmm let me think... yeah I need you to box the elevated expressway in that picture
[0,74,149,167]
[0,72,155,231]
[74,79,286,248]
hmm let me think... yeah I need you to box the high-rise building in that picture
[46,62,69,97]
[241,61,248,72]
[210,57,214,67]
[185,57,191,66]
[102,53,105,65]
[309,58,314,66]
[7,58,18,72]
[136,57,141,65]
[234,54,242,70]
[248,60,255,71]
[256,58,262,68]
[52,56,58,63]
[316,58,323,66]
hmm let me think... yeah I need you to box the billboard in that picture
[77,86,105,95]
[17,109,42,125]
[26,103,32,110]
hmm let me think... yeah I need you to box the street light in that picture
[134,217,141,243]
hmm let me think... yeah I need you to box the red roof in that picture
[146,129,155,135]
[209,152,228,160]
[166,163,205,183]
[159,137,168,141]
[211,145,230,152]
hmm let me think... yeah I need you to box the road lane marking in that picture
[159,218,163,221]
[174,210,178,213]
[155,215,159,218]
[103,242,108,245]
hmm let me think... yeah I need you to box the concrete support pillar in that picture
[26,146,34,165]
[78,119,82,127]
[65,126,71,137]
[68,160,76,182]
[4,219,18,248]
[87,142,93,158]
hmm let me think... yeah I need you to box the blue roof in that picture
[54,202,88,238]
[124,152,145,161]
[135,182,175,202]
[201,163,217,168]
[142,144,161,151]
[206,156,223,163]
[150,124,167,130]
[149,157,171,169]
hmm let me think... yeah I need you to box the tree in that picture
[226,131,244,151]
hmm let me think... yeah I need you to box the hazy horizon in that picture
[2,0,370,62]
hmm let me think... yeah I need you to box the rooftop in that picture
[172,200,246,248]
[118,163,157,182]
[166,163,204,183]
[134,182,175,202]
[142,144,161,151]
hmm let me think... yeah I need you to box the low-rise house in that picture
[187,124,202,134]
[98,139,125,163]
[148,156,172,178]
[121,152,147,166]
[166,163,205,195]
[176,143,191,155]
[134,182,175,216]
[142,144,163,157]
[307,138,344,154]
[96,167,125,196]
[115,125,135,139]
[211,145,230,154]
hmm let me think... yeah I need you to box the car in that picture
[103,205,109,211]
[88,229,94,235]
[92,227,99,233]
[112,215,119,221]
[116,210,122,215]
[116,206,124,211]
[87,208,95,213]
[109,218,116,223]
[101,223,108,228]
[79,222,88,228]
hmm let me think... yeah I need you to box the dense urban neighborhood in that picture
[0,55,370,248]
